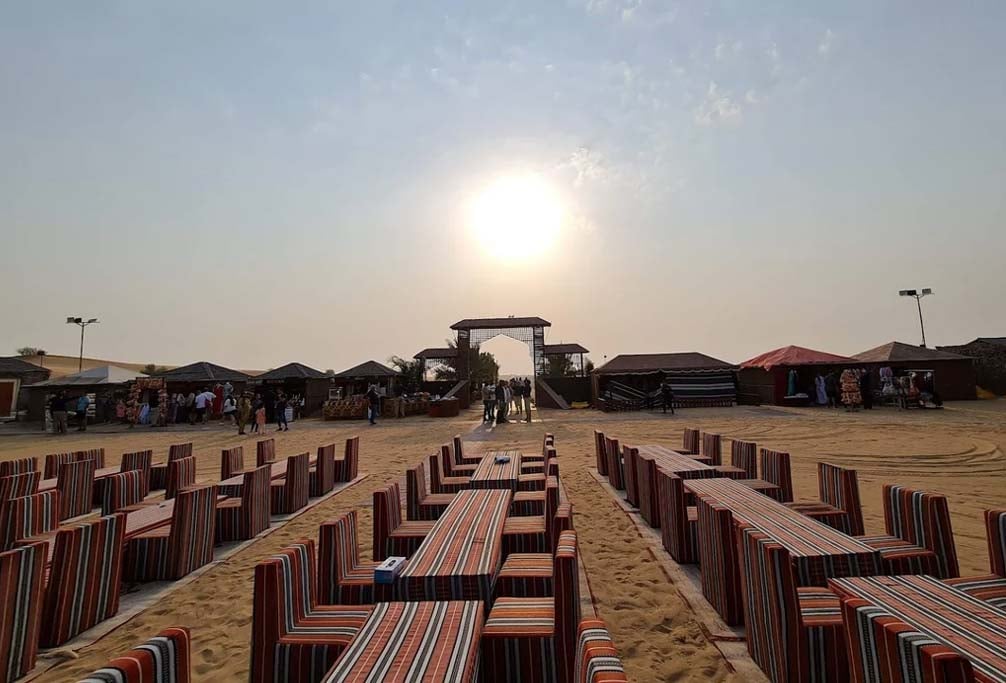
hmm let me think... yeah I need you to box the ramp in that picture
[444,379,470,408]
[535,377,571,410]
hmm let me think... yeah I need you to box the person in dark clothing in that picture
[366,384,380,425]
[494,382,507,424]
[50,392,68,434]
[661,382,675,414]
[275,392,289,431]
[825,372,839,408]
[860,370,873,410]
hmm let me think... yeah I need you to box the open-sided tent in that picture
[592,352,737,408]
[332,360,400,398]
[853,341,976,400]
[738,345,854,405]
[253,362,332,416]
[26,365,147,421]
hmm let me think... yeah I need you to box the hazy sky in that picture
[2,1,1003,374]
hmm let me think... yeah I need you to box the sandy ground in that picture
[1,401,1004,682]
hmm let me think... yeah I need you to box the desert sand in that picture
[2,401,1003,682]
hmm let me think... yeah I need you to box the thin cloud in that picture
[818,29,834,55]
[694,81,742,126]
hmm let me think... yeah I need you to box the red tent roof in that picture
[740,345,854,370]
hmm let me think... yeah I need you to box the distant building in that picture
[592,352,737,409]
[853,341,976,400]
[0,357,50,419]
[938,337,1006,396]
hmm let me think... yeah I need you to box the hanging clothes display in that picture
[815,375,828,405]
[787,368,798,396]
[840,369,862,409]
[880,366,896,397]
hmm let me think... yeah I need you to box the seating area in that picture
[250,432,627,682]
[0,436,363,681]
[595,426,1006,683]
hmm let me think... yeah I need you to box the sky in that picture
[2,1,1004,374]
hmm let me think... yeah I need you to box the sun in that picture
[468,173,564,260]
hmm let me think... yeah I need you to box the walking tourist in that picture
[194,388,214,423]
[523,377,532,421]
[236,393,252,435]
[222,394,236,424]
[253,395,265,433]
[481,383,491,422]
[75,393,90,431]
[185,391,196,424]
[366,384,381,425]
[495,381,507,424]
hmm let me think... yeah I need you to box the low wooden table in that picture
[631,444,716,526]
[687,477,880,624]
[467,451,521,491]
[389,489,510,602]
[323,601,483,682]
[831,575,1006,683]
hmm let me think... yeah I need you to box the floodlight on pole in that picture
[898,289,933,348]
[66,316,99,371]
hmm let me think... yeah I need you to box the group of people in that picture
[481,377,533,424]
[235,390,293,435]
[47,391,92,434]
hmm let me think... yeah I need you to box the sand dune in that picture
[1,401,1003,681]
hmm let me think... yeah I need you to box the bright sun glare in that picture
[468,174,564,260]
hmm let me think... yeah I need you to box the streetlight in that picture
[898,289,933,347]
[66,317,99,371]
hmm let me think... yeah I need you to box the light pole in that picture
[898,289,933,347]
[66,317,99,371]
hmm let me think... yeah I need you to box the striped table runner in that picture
[688,478,880,584]
[218,455,316,495]
[636,445,715,476]
[395,490,511,602]
[323,601,483,682]
[37,466,121,493]
[122,495,228,538]
[831,576,1006,682]
[468,451,521,491]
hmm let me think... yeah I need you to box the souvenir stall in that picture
[127,377,169,426]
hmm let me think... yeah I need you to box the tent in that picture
[853,342,976,400]
[0,357,50,419]
[26,365,147,421]
[738,345,854,405]
[332,360,400,398]
[592,352,737,408]
[253,362,332,416]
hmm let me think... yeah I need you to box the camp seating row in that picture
[739,509,1006,683]
[76,626,192,682]
[149,442,192,491]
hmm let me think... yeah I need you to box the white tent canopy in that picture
[33,365,147,387]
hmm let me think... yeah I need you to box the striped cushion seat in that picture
[603,437,623,490]
[216,465,271,543]
[256,438,275,467]
[0,457,37,478]
[149,443,193,491]
[859,534,942,577]
[102,471,152,516]
[729,440,758,478]
[453,434,482,465]
[482,530,580,683]
[701,432,722,465]
[427,454,468,494]
[57,460,97,520]
[736,478,785,501]
[2,490,59,551]
[251,539,371,683]
[333,436,359,483]
[512,490,545,517]
[522,461,545,475]
[0,543,46,681]
[495,554,554,598]
[44,452,76,479]
[119,450,153,497]
[0,472,40,503]
[42,514,126,647]
[759,449,794,503]
[864,485,960,579]
[786,463,864,535]
[309,443,336,497]
[682,428,700,455]
[656,471,699,564]
[441,445,477,476]
[270,453,310,515]
[503,480,559,557]
[518,472,546,492]
[319,510,379,605]
[594,431,608,476]
[576,619,627,683]
[220,446,245,481]
[406,461,453,521]
[123,485,218,582]
[164,457,196,500]
[737,524,849,683]
[77,626,191,683]
[621,446,640,507]
[372,483,434,561]
[944,575,1006,609]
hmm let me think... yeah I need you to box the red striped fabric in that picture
[149,442,193,491]
[396,489,510,602]
[470,451,521,491]
[215,465,271,543]
[427,454,468,494]
[3,490,59,551]
[701,432,722,465]
[164,457,196,500]
[603,437,623,490]
[0,543,45,681]
[633,444,715,528]
[576,618,627,682]
[0,472,40,504]
[682,428,700,455]
[270,453,310,515]
[310,443,336,497]
[334,436,360,482]
[42,513,126,647]
[406,461,453,521]
[503,480,558,557]
[454,434,483,465]
[321,601,483,682]
[318,510,378,605]
[442,444,478,477]
[79,626,192,683]
[0,457,37,478]
[832,575,1006,683]
[593,431,608,476]
[123,485,218,581]
[256,438,275,467]
[56,460,96,521]
[760,448,794,502]
[101,471,147,515]
[371,483,435,561]
[657,471,699,564]
[220,446,244,481]
[120,449,153,497]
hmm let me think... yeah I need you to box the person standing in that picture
[366,384,380,425]
[75,394,90,431]
[481,383,492,423]
[185,391,196,424]
[661,381,675,414]
[495,381,507,424]
[275,392,289,431]
[222,394,237,424]
[860,369,874,410]
[251,394,264,433]
[523,377,532,422]
[50,392,68,434]
[193,388,209,424]
[236,393,252,435]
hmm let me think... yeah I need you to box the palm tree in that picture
[388,356,424,391]
[432,339,499,386]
